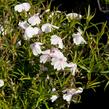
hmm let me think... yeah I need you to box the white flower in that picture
[16,40,21,47]
[51,35,64,49]
[62,87,83,103]
[24,26,41,40]
[40,48,64,64]
[51,56,67,71]
[41,23,59,33]
[72,32,87,45]
[30,42,42,56]
[50,95,58,102]
[40,48,67,70]
[14,3,31,12]
[67,63,77,76]
[52,88,56,92]
[0,79,4,87]
[50,48,64,58]
[28,14,41,26]
[14,4,23,12]
[40,49,51,63]
[18,21,29,30]
[63,93,72,103]
[66,13,82,20]
[23,3,31,12]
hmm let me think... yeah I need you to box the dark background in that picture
[50,0,108,23]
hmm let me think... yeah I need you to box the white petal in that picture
[63,94,72,102]
[24,26,34,40]
[52,88,56,92]
[67,63,77,76]
[16,40,21,47]
[30,42,42,56]
[51,35,63,49]
[50,95,58,102]
[14,3,31,12]
[66,13,82,20]
[73,33,87,45]
[14,4,23,12]
[75,87,83,94]
[18,21,29,29]
[40,54,49,63]
[50,48,64,58]
[51,57,67,71]
[0,79,4,87]
[58,40,64,49]
[41,23,52,33]
[28,14,41,26]
[41,23,59,33]
[33,27,41,34]
[24,26,40,40]
[22,3,31,12]
[42,49,51,55]
[53,61,61,70]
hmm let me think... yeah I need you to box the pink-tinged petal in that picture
[22,3,31,12]
[30,42,42,56]
[28,14,41,26]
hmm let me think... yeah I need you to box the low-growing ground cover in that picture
[0,0,109,109]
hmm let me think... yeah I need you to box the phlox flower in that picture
[50,48,67,71]
[41,23,59,33]
[16,40,21,47]
[28,14,41,26]
[24,26,41,40]
[50,48,64,58]
[40,48,67,71]
[67,63,77,76]
[72,31,87,45]
[51,35,64,49]
[50,95,58,102]
[51,57,67,71]
[52,88,56,92]
[40,48,64,64]
[66,13,82,20]
[14,2,31,12]
[40,49,51,63]
[0,79,4,88]
[62,87,83,103]
[30,42,42,56]
[18,21,29,30]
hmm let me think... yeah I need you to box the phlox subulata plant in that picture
[0,0,109,109]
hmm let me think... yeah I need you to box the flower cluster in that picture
[14,2,87,105]
[14,2,31,12]
[50,87,83,104]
